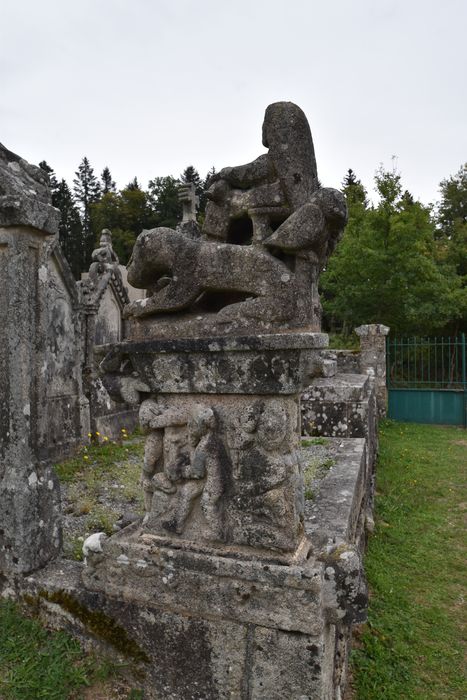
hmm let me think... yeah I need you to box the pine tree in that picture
[198,167,216,214]
[101,166,116,194]
[54,180,84,278]
[125,177,140,191]
[341,168,367,208]
[73,157,101,271]
[38,161,59,202]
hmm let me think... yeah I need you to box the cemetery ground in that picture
[0,422,465,699]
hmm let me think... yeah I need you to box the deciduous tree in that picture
[321,167,463,335]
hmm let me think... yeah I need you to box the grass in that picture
[0,600,116,700]
[351,420,467,699]
[301,437,328,447]
[55,432,145,558]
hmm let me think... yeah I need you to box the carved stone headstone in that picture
[79,230,137,438]
[0,144,62,574]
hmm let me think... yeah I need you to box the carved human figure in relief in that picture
[139,398,187,513]
[139,399,229,538]
[233,399,303,538]
[123,102,347,332]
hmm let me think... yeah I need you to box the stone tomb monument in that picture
[0,144,62,573]
[80,103,365,698]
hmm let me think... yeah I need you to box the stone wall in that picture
[334,349,360,373]
[0,144,62,573]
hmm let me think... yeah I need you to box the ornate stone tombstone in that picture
[79,230,136,437]
[0,144,62,573]
[83,104,357,698]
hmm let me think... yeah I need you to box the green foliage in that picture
[352,421,466,699]
[90,185,158,265]
[39,162,84,278]
[321,166,463,335]
[301,437,328,446]
[327,332,359,350]
[437,163,467,238]
[434,163,467,332]
[147,175,182,228]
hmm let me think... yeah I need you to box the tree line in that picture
[39,158,213,279]
[321,163,466,337]
[39,157,466,337]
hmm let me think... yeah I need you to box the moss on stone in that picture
[38,590,149,664]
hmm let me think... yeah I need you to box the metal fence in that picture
[387,334,467,426]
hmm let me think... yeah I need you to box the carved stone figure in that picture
[203,101,319,242]
[139,399,230,540]
[122,102,347,336]
[123,227,296,323]
[88,229,119,278]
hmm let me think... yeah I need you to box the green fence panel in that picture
[387,334,466,427]
[388,389,465,426]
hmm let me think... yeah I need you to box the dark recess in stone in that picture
[226,216,253,245]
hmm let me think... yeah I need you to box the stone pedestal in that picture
[355,324,390,417]
[96,333,327,554]
[83,331,368,698]
[0,145,62,574]
[80,102,358,698]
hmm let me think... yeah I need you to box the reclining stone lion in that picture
[123,226,296,323]
[123,184,346,327]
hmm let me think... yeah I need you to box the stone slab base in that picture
[3,439,369,700]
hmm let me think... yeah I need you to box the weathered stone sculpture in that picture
[83,104,361,698]
[124,102,346,338]
[88,228,119,279]
[0,144,62,573]
[0,144,59,234]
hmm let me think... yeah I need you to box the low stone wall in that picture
[333,349,360,374]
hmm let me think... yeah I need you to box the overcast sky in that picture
[1,0,465,205]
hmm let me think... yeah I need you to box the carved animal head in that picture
[127,227,184,289]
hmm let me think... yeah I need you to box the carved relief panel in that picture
[139,394,303,552]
